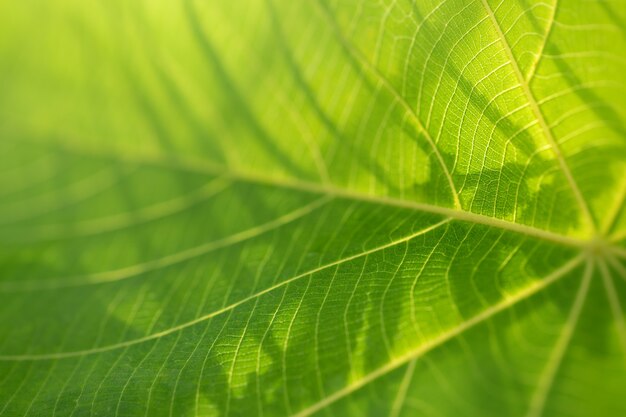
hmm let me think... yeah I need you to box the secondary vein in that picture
[480,0,596,233]
[0,219,451,360]
[525,259,592,417]
[292,255,585,417]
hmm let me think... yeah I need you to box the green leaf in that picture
[0,0,625,416]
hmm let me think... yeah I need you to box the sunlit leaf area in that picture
[0,0,625,416]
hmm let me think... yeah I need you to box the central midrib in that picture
[0,159,592,292]
[2,136,595,249]
[217,166,588,247]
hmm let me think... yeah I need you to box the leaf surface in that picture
[0,0,625,416]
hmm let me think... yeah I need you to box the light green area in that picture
[0,0,625,416]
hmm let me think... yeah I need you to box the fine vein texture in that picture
[0,0,625,416]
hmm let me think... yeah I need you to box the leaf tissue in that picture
[0,0,625,416]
